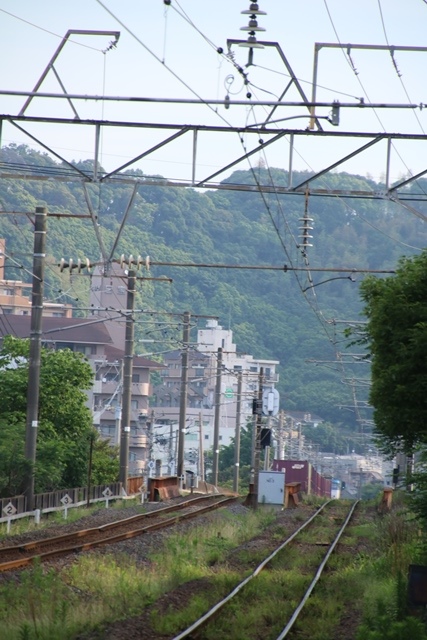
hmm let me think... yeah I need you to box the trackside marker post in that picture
[103,487,113,508]
[3,502,17,533]
[61,494,73,519]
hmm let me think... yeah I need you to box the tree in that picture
[0,336,119,495]
[358,251,427,453]
[217,421,263,489]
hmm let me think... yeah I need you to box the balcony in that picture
[131,382,150,397]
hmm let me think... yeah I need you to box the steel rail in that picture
[0,495,235,572]
[171,501,331,640]
[276,499,359,639]
[171,500,358,640]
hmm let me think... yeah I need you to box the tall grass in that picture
[0,505,276,639]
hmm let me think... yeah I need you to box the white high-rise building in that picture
[151,319,279,478]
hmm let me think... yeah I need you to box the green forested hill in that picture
[1,144,426,431]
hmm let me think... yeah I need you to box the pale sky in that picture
[1,0,427,183]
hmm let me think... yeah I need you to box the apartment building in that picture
[0,250,163,476]
[150,319,280,477]
[0,239,72,318]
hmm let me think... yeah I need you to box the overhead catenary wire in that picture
[322,0,427,201]
[0,2,415,432]
[0,8,107,52]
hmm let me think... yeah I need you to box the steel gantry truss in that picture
[1,32,427,229]
[1,20,421,493]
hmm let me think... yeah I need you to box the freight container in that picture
[272,460,312,493]
[272,459,332,498]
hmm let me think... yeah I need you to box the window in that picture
[131,399,139,410]
[194,368,204,377]
[234,365,242,371]
[132,373,140,383]
[3,308,12,314]
[104,372,119,382]
[57,342,74,351]
[204,434,209,440]
[100,424,115,437]
[250,366,257,372]
[219,436,223,441]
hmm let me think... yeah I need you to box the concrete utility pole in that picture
[24,207,47,511]
[198,411,204,482]
[264,414,271,470]
[252,367,264,507]
[147,409,155,472]
[212,347,223,486]
[233,371,243,493]
[168,422,175,475]
[277,410,284,460]
[119,270,136,490]
[177,311,191,480]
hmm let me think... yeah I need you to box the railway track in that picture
[0,494,235,572]
[171,499,359,640]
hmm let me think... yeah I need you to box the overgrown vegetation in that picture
[1,496,425,640]
[0,505,275,639]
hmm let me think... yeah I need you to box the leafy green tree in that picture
[217,421,264,489]
[358,251,427,453]
[0,336,119,495]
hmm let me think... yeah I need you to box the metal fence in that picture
[0,479,143,516]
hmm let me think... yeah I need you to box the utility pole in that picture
[168,422,175,475]
[24,206,47,511]
[146,409,155,475]
[252,367,264,507]
[114,405,121,447]
[277,410,284,460]
[177,311,191,480]
[233,371,243,493]
[198,411,204,482]
[264,414,271,470]
[119,270,136,490]
[212,347,223,486]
